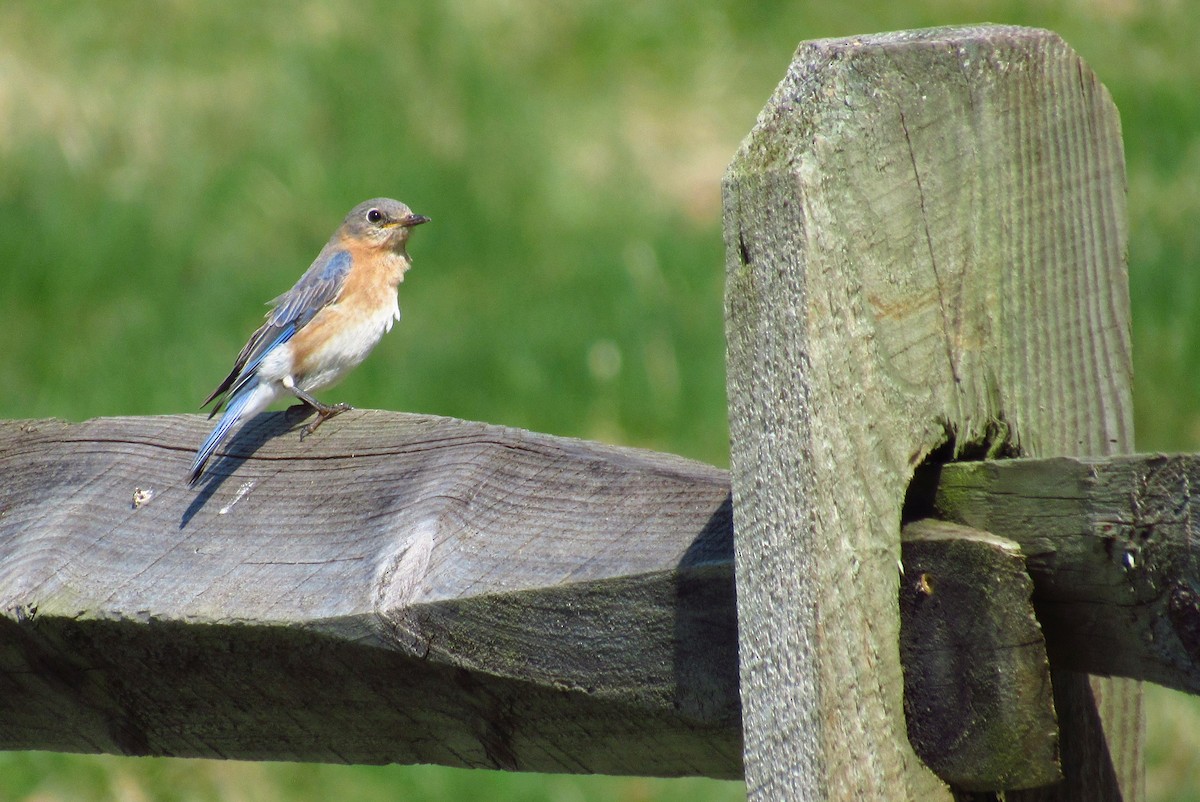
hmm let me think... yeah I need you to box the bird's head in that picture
[341,197,429,251]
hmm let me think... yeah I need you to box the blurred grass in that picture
[1,1,1199,800]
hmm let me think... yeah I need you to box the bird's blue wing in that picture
[267,248,353,329]
[223,321,299,401]
[201,248,353,412]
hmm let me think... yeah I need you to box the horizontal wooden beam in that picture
[1,414,1194,782]
[920,454,1200,696]
[0,412,739,777]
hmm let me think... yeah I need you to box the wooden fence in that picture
[0,23,1180,802]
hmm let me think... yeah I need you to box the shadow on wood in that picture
[183,409,309,526]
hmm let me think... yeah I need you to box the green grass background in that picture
[1,1,1198,799]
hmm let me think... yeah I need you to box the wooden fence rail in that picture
[0,413,740,777]
[2,414,1199,790]
[0,20,1168,802]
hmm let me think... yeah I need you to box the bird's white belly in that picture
[296,300,399,391]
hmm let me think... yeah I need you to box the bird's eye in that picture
[366,208,384,224]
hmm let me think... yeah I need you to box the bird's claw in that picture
[300,403,352,439]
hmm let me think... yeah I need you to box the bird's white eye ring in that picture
[366,208,384,224]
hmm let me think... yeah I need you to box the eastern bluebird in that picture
[188,198,429,486]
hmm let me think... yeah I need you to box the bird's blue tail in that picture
[188,384,259,486]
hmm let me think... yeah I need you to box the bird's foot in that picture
[301,402,352,438]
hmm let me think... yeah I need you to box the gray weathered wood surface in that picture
[925,455,1200,697]
[2,414,1197,785]
[0,412,740,776]
[723,23,1141,802]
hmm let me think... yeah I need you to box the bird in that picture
[188,197,429,486]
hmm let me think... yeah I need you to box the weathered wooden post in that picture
[723,24,1142,800]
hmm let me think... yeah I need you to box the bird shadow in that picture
[180,405,316,528]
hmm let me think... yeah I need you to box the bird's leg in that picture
[288,386,352,437]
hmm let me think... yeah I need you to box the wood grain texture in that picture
[926,455,1200,696]
[900,520,1059,792]
[0,412,740,777]
[722,24,1140,801]
[1,412,1182,784]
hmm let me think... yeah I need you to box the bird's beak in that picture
[400,213,430,228]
